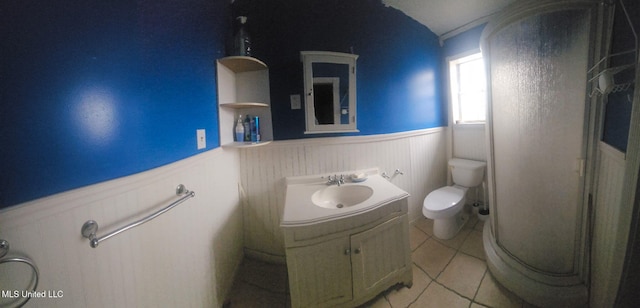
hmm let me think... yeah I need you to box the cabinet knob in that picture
[354,248,361,254]
[344,249,351,255]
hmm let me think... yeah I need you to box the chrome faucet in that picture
[326,174,345,186]
[382,169,404,180]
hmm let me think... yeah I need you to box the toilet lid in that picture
[424,186,465,211]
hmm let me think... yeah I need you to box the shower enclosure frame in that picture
[480,0,612,306]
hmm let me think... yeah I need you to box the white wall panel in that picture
[0,148,243,307]
[452,124,486,161]
[239,129,447,259]
[590,142,626,307]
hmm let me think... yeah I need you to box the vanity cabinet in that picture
[283,198,412,308]
[286,236,353,307]
[216,56,273,148]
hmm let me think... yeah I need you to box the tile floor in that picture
[225,214,537,308]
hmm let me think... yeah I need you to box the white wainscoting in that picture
[0,148,243,307]
[452,123,486,162]
[238,128,447,260]
[590,141,627,307]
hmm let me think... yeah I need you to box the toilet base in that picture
[432,210,467,240]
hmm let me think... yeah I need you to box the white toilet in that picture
[423,158,486,240]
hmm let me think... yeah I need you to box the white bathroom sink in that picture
[281,168,410,226]
[311,184,374,209]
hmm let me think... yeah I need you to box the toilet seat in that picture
[423,186,466,219]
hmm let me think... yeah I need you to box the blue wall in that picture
[236,0,444,140]
[1,0,229,207]
[1,0,447,208]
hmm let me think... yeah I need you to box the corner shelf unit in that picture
[216,56,273,148]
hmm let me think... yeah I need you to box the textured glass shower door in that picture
[486,9,591,274]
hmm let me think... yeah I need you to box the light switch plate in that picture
[196,129,206,149]
[290,94,301,110]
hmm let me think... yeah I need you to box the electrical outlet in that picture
[290,94,301,110]
[196,129,206,149]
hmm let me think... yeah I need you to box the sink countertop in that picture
[281,169,410,227]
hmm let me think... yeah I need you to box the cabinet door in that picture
[286,236,352,307]
[350,215,411,299]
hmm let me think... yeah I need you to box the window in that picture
[449,52,486,124]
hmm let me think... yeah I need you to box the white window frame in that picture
[448,50,486,125]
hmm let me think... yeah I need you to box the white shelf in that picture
[221,140,273,148]
[220,102,269,109]
[218,56,267,73]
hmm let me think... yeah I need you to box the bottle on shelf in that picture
[233,16,252,56]
[243,115,251,141]
[235,115,244,142]
[251,116,260,142]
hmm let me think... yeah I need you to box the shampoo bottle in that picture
[235,115,244,142]
[251,116,260,142]
[243,115,251,141]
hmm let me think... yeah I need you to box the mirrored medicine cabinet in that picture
[301,51,358,134]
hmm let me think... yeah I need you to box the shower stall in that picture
[481,0,610,306]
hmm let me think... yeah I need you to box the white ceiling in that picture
[382,0,517,36]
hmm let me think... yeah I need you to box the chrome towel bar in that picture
[81,184,195,248]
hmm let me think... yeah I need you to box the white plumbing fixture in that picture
[422,158,486,239]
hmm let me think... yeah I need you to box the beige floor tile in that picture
[410,225,429,251]
[464,212,480,230]
[360,293,391,308]
[433,227,472,250]
[412,238,456,278]
[460,230,485,260]
[226,280,288,307]
[409,282,470,308]
[237,258,288,293]
[437,253,486,299]
[413,217,434,236]
[523,300,542,308]
[475,272,523,308]
[227,217,531,308]
[386,264,432,307]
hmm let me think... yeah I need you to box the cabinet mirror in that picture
[301,51,358,134]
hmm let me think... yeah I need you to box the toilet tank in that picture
[449,158,486,187]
